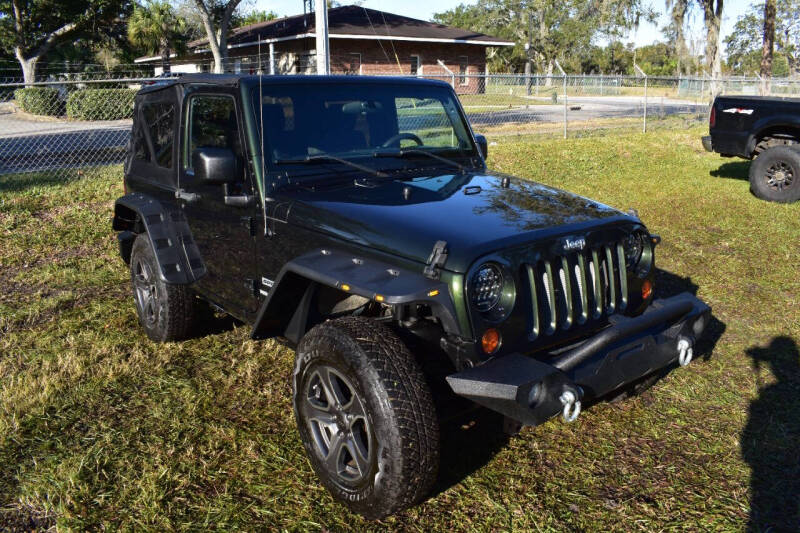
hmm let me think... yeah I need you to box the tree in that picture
[761,0,776,81]
[698,0,724,77]
[665,0,689,74]
[433,0,654,74]
[128,1,188,74]
[238,9,277,26]
[0,0,129,84]
[191,0,243,73]
[724,1,800,77]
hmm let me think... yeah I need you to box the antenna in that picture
[258,44,269,236]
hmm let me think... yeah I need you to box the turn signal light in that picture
[641,279,653,300]
[481,328,501,354]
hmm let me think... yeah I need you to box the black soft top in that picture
[138,74,452,95]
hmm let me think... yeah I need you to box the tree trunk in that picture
[701,0,724,95]
[15,48,38,85]
[760,0,776,94]
[161,49,171,74]
[671,0,688,75]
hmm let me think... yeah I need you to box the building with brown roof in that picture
[134,5,513,93]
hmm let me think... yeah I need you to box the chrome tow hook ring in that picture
[560,390,581,423]
[677,337,694,367]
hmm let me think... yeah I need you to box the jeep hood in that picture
[283,172,633,273]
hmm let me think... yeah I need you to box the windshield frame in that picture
[247,78,482,178]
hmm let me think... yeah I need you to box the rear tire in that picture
[292,317,439,519]
[129,234,199,342]
[748,146,800,203]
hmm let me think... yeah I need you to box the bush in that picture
[13,87,63,116]
[66,88,138,121]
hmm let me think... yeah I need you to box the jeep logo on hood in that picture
[563,237,586,251]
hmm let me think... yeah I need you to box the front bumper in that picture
[701,135,713,152]
[446,292,711,426]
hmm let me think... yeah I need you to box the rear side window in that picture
[141,102,175,169]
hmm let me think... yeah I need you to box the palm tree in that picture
[128,1,188,74]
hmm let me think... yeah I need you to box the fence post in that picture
[634,64,647,133]
[555,60,567,139]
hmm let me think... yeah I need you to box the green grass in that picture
[1,126,799,531]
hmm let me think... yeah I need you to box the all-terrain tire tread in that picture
[333,316,439,509]
[130,235,198,342]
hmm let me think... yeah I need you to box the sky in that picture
[252,0,754,52]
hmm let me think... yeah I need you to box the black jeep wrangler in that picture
[113,74,710,518]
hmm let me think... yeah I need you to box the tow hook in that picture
[677,337,694,367]
[559,390,581,423]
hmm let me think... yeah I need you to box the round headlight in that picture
[623,230,654,277]
[470,263,504,312]
[623,232,644,269]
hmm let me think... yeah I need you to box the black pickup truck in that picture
[702,95,800,202]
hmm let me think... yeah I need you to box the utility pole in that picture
[315,0,330,75]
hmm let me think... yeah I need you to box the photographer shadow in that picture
[741,336,800,532]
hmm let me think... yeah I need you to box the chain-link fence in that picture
[2,72,797,179]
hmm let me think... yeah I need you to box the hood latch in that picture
[424,240,449,280]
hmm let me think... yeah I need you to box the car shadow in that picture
[654,268,725,362]
[741,336,800,532]
[709,161,750,181]
[429,396,509,499]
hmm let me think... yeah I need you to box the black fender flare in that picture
[112,193,206,284]
[250,248,462,343]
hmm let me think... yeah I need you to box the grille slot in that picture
[526,242,627,339]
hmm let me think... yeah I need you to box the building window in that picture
[410,55,421,76]
[458,56,468,85]
[349,53,362,75]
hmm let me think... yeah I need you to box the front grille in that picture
[525,242,628,338]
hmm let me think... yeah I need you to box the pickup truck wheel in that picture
[749,146,800,203]
[129,234,199,342]
[292,316,439,519]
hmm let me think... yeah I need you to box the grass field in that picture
[1,126,799,531]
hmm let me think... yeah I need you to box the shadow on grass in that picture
[742,336,800,532]
[709,161,750,181]
[654,268,725,362]
[0,171,75,194]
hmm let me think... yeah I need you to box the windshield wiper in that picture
[373,148,466,172]
[276,154,388,178]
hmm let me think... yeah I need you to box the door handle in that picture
[175,189,200,203]
[224,194,255,208]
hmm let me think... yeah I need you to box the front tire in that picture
[293,317,439,519]
[748,146,800,203]
[129,234,199,342]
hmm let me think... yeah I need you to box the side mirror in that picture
[192,147,239,184]
[474,134,488,160]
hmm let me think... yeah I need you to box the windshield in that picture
[251,82,476,169]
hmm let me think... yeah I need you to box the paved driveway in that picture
[0,109,132,175]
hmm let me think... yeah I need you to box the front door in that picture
[178,91,258,316]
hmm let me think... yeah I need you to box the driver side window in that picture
[395,97,461,148]
[184,95,240,170]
